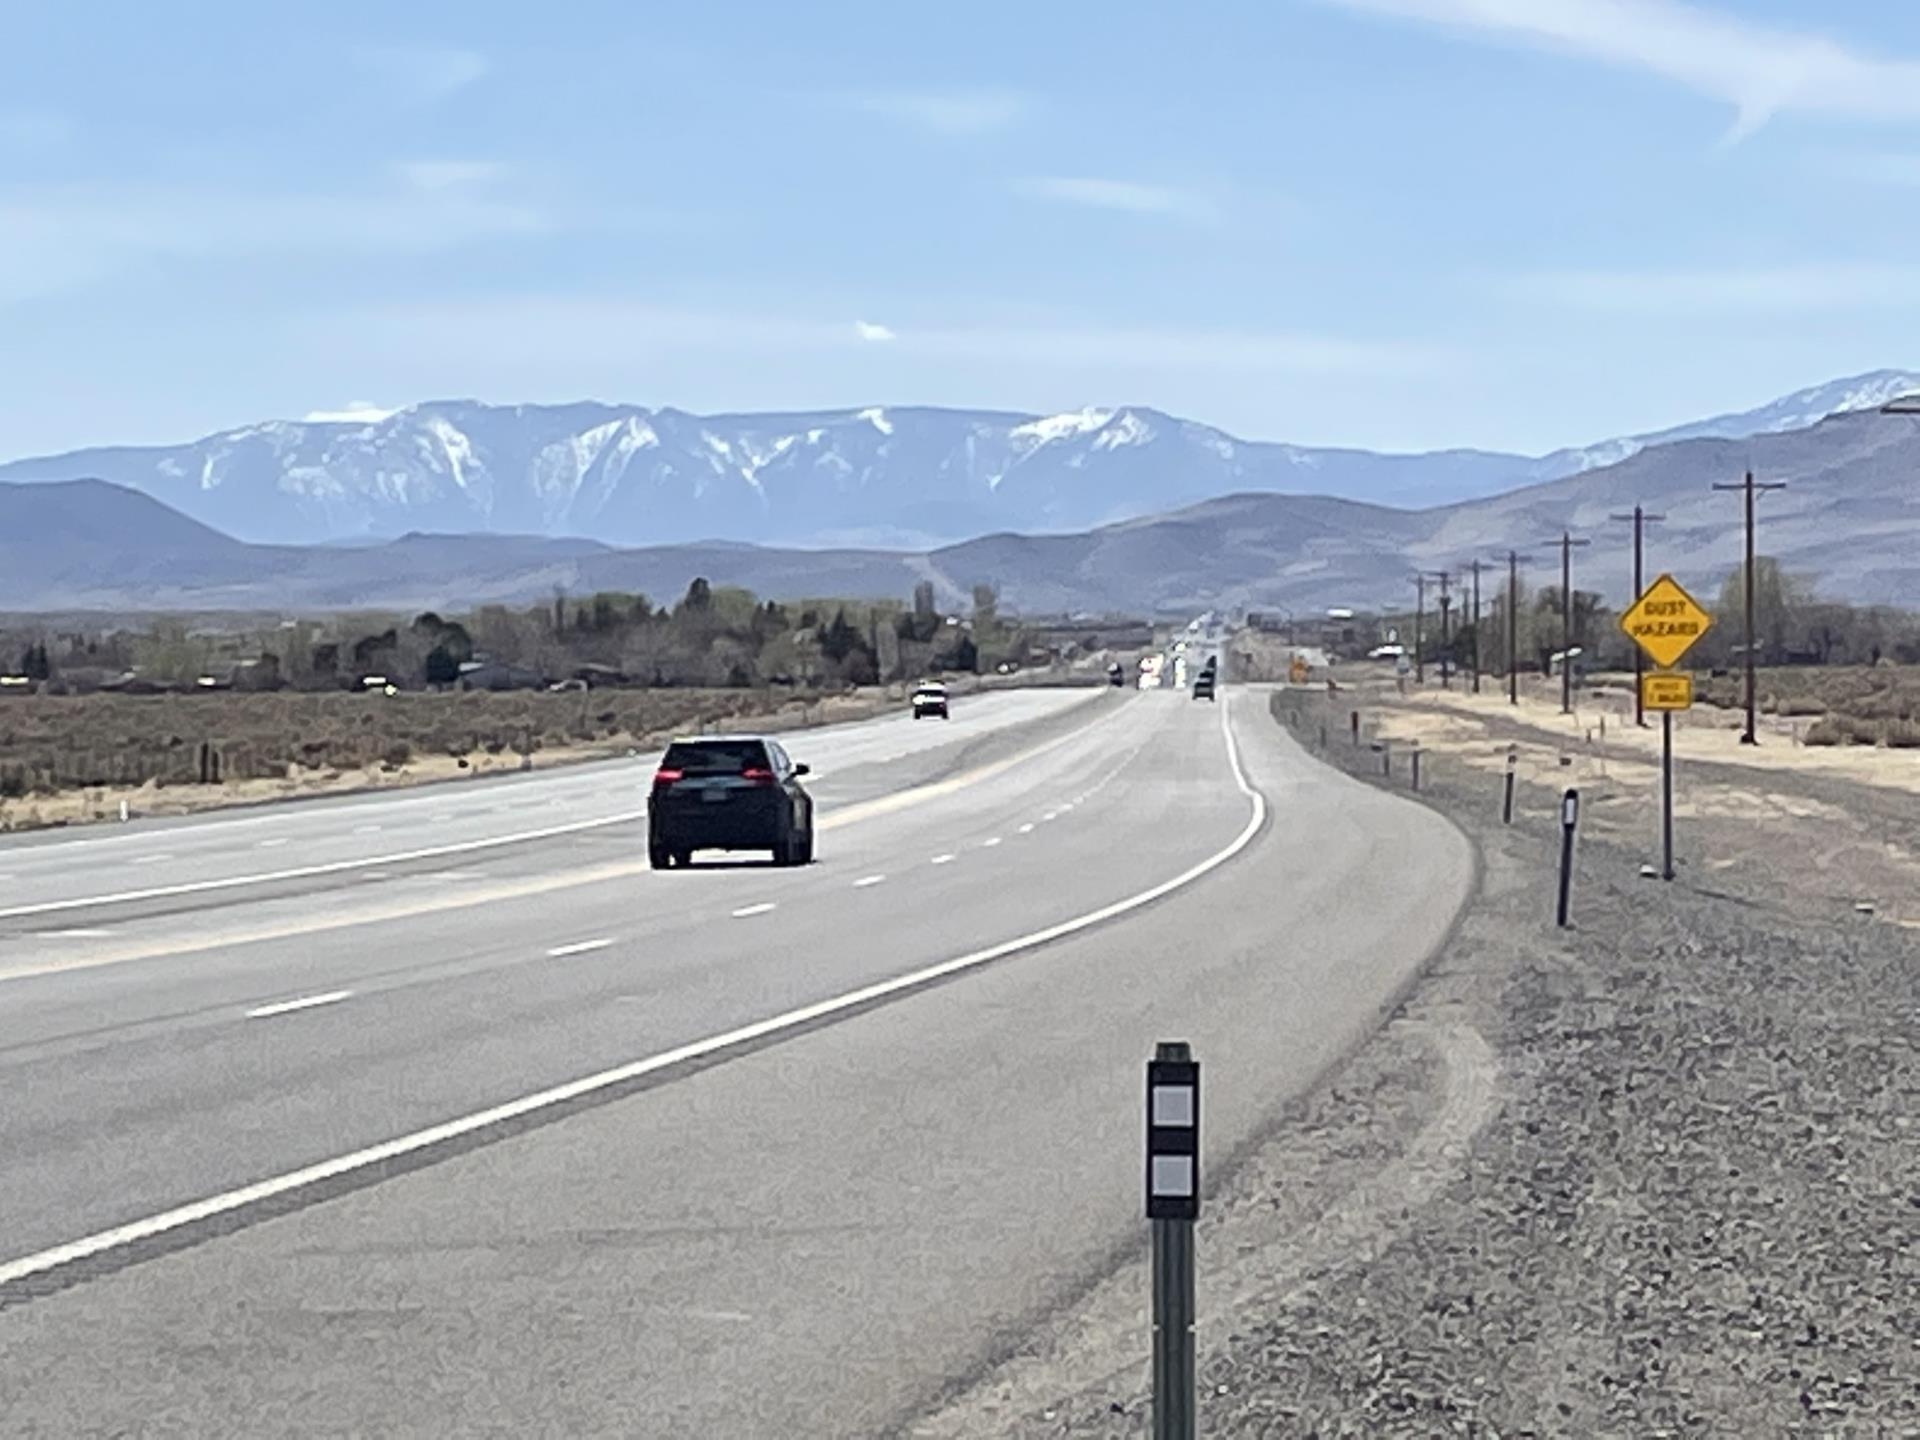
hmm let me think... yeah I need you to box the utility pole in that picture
[1413,574,1427,685]
[1497,550,1531,706]
[1556,531,1591,716]
[1609,506,1666,727]
[1421,571,1453,688]
[1465,559,1485,695]
[1711,471,1788,745]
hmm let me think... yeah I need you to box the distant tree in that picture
[971,583,998,627]
[424,644,462,687]
[1715,556,1806,665]
[820,608,859,662]
[18,642,51,681]
[683,577,713,612]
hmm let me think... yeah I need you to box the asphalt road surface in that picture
[0,684,1472,1437]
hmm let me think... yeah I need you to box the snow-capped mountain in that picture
[1535,369,1920,475]
[4,371,1914,549]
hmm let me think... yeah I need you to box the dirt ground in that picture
[0,687,908,832]
[908,677,1917,1437]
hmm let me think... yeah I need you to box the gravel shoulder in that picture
[907,679,1917,1438]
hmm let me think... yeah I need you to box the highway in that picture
[0,682,1472,1437]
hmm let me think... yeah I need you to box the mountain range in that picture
[8,393,1920,616]
[5,371,1917,551]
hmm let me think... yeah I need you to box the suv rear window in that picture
[662,739,770,774]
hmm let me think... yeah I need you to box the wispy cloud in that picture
[0,180,547,305]
[1503,261,1920,313]
[395,160,506,191]
[356,46,490,104]
[845,89,1024,136]
[0,109,70,151]
[1822,151,1920,189]
[1015,176,1216,221]
[854,320,897,342]
[316,297,1450,379]
[1317,0,1920,141]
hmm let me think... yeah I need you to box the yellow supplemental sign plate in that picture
[1620,573,1713,668]
[1642,672,1694,712]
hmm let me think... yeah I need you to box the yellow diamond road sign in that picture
[1620,573,1713,669]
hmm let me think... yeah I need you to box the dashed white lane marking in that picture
[547,938,613,958]
[853,875,887,888]
[732,903,777,918]
[1018,823,1035,834]
[930,854,957,866]
[982,837,1002,848]
[0,692,1265,1297]
[1042,812,1059,822]
[132,854,173,865]
[353,825,382,835]
[364,871,391,881]
[257,839,288,849]
[49,928,114,939]
[429,869,487,881]
[246,990,352,1019]
[0,809,648,921]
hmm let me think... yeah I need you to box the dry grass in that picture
[0,686,859,825]
[1697,664,1920,726]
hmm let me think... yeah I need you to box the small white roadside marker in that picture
[732,903,777,918]
[547,938,613,957]
[246,990,352,1019]
[853,875,887,888]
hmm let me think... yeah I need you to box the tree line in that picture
[4,578,1031,693]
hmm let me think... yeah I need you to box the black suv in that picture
[649,736,814,869]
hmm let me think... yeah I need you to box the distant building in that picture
[457,659,546,692]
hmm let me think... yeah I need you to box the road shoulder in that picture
[907,681,1916,1437]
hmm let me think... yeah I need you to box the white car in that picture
[912,683,949,719]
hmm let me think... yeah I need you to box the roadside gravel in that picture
[909,680,1916,1438]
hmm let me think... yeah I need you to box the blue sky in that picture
[6,0,1920,459]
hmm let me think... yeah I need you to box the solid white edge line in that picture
[731,903,778,918]
[0,809,648,921]
[546,938,613,958]
[245,990,353,1020]
[0,693,1262,1293]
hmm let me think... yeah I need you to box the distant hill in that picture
[8,404,1920,615]
[3,370,1915,551]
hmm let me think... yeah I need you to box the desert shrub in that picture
[381,740,412,768]
[1802,718,1845,746]
[1883,719,1920,749]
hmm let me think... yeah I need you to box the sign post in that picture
[1502,746,1517,825]
[1621,576,1712,884]
[1557,788,1580,928]
[1146,1042,1200,1440]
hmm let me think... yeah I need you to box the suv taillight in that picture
[652,767,683,787]
[741,766,775,784]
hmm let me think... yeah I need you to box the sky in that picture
[5,0,1920,460]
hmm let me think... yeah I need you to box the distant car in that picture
[1193,672,1215,701]
[649,736,813,869]
[912,683,949,719]
[1107,662,1126,686]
